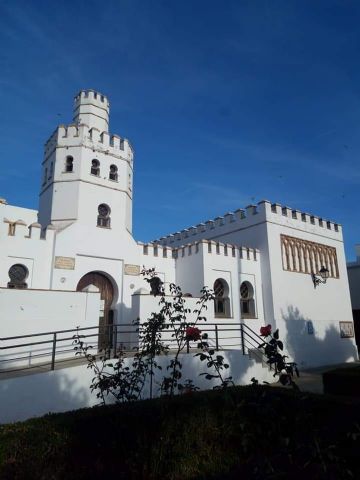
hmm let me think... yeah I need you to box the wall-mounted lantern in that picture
[311,266,330,289]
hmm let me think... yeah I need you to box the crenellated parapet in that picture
[138,239,259,262]
[153,200,342,247]
[2,218,56,242]
[137,241,175,259]
[44,123,133,164]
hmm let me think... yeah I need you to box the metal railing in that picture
[0,322,268,376]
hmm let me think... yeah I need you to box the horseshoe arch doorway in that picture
[77,272,115,349]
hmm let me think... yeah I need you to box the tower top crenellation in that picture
[73,89,110,132]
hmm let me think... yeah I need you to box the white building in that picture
[0,89,357,375]
[346,245,360,350]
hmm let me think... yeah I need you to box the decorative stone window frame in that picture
[280,234,339,278]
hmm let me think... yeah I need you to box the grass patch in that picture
[0,386,359,479]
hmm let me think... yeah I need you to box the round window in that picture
[8,264,28,285]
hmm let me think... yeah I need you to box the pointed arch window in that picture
[213,278,230,318]
[109,164,118,181]
[65,156,74,173]
[91,159,100,176]
[97,203,111,228]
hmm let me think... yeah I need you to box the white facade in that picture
[0,89,357,379]
[347,245,360,350]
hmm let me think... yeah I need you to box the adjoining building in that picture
[346,245,360,351]
[0,89,357,373]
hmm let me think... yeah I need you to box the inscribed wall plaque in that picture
[54,256,75,270]
[339,321,354,338]
[124,264,140,276]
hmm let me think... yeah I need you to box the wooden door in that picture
[77,272,114,349]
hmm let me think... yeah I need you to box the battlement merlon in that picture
[73,89,110,133]
[152,200,343,247]
[44,123,134,163]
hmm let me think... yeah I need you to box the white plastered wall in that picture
[265,218,357,368]
[0,288,100,369]
[0,205,54,289]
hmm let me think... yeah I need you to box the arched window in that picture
[213,279,230,317]
[97,204,111,228]
[7,264,28,289]
[91,159,100,176]
[240,281,255,319]
[109,164,118,181]
[65,156,73,173]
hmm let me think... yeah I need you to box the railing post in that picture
[186,340,190,354]
[215,325,219,351]
[240,324,245,355]
[51,333,57,370]
[113,324,118,355]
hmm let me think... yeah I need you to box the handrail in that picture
[0,321,272,376]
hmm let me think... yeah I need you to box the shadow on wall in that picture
[282,305,358,369]
[0,365,96,425]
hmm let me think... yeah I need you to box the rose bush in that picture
[258,325,299,389]
[185,326,202,342]
[260,324,272,337]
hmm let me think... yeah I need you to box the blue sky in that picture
[0,0,359,259]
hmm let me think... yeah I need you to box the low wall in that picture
[0,288,100,370]
[0,349,274,424]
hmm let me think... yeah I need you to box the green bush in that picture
[0,386,359,479]
[323,365,360,396]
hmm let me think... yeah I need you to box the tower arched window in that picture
[43,168,47,185]
[109,164,118,181]
[97,204,111,228]
[91,159,100,176]
[240,281,256,319]
[213,278,230,318]
[65,156,73,173]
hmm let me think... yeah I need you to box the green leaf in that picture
[273,329,279,340]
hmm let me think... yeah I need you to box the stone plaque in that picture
[124,264,140,276]
[339,321,354,338]
[54,256,75,270]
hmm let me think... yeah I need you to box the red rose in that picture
[260,324,272,337]
[185,326,202,341]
